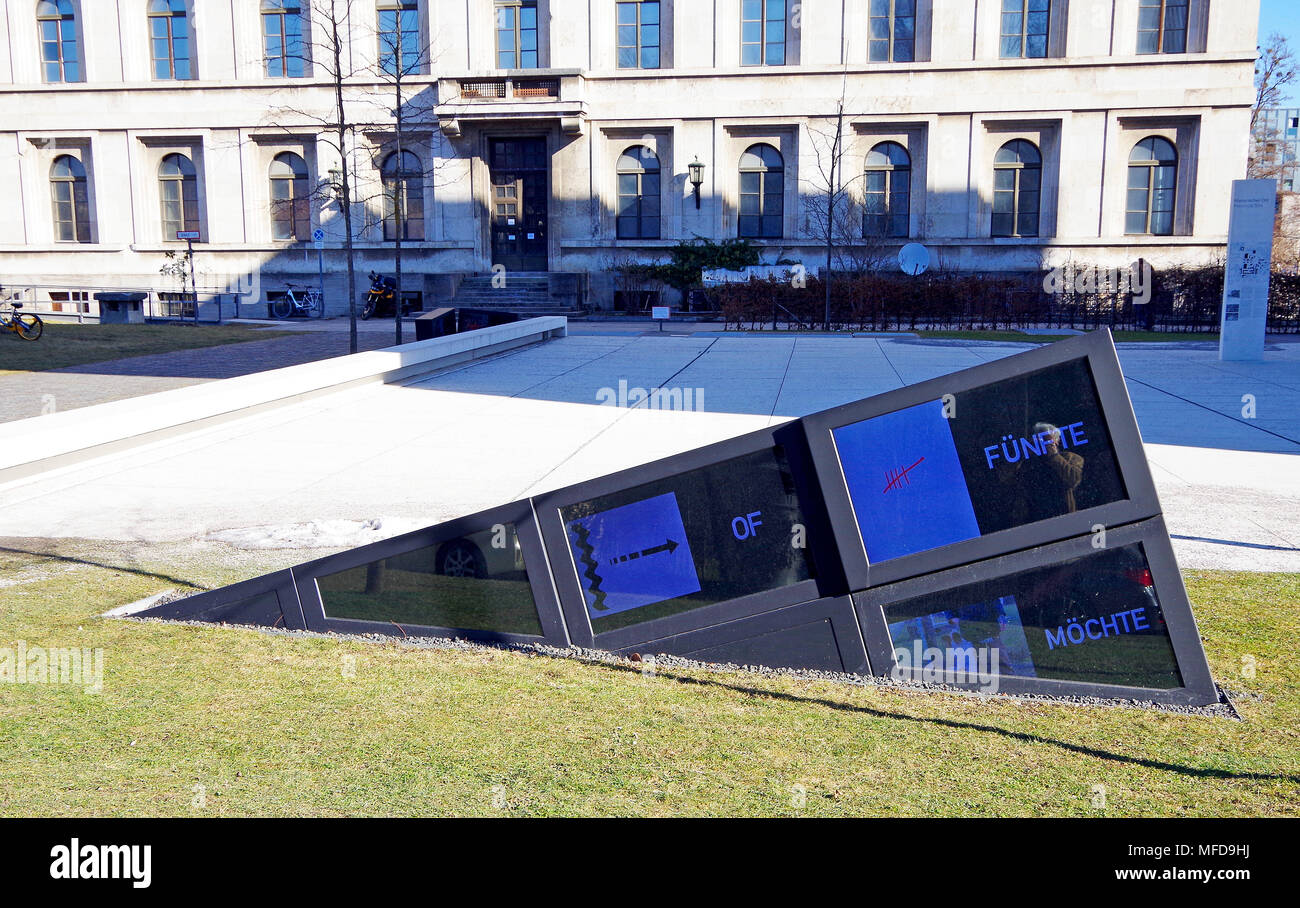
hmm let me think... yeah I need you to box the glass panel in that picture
[830,359,1128,563]
[885,544,1183,690]
[318,525,544,636]
[641,46,659,68]
[617,2,637,26]
[1000,35,1022,58]
[560,449,815,633]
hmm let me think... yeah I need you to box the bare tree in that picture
[263,0,365,353]
[801,72,888,329]
[1250,33,1297,181]
[363,10,443,346]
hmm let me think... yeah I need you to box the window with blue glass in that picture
[617,1,660,69]
[741,0,786,66]
[37,0,81,83]
[496,0,539,69]
[378,0,420,75]
[1137,0,1188,55]
[999,0,1049,59]
[50,155,90,243]
[617,146,661,239]
[263,1,307,78]
[992,139,1041,238]
[864,142,911,238]
[869,0,915,63]
[149,0,192,80]
[1126,137,1177,236]
[738,143,784,238]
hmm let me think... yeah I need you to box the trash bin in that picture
[93,291,148,324]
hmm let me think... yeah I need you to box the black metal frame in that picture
[800,329,1162,589]
[136,569,307,631]
[852,517,1218,706]
[291,499,570,648]
[533,420,844,652]
[622,596,871,676]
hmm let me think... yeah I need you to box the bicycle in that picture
[0,301,43,341]
[270,284,323,319]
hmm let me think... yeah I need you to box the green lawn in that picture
[0,537,1296,817]
[0,323,296,375]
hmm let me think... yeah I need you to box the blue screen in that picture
[832,399,980,562]
[566,491,703,618]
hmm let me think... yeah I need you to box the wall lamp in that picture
[688,157,705,210]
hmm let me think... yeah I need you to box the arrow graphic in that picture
[609,538,680,565]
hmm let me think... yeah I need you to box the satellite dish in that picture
[898,243,931,276]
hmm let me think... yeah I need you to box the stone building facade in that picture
[0,0,1258,315]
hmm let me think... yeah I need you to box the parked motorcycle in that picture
[360,271,401,320]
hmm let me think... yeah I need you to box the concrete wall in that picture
[0,0,1259,314]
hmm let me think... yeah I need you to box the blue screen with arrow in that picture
[566,492,702,618]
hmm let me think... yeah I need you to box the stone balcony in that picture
[435,71,588,137]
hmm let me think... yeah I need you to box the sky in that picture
[1260,0,1300,104]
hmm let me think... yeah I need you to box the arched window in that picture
[37,0,80,83]
[270,152,310,241]
[50,155,90,243]
[992,140,1041,238]
[149,0,192,80]
[1126,136,1178,236]
[864,142,911,238]
[158,153,199,240]
[378,0,420,75]
[382,150,424,241]
[262,0,306,78]
[738,143,784,238]
[616,147,661,239]
[1137,0,1188,55]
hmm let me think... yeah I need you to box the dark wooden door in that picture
[489,138,548,272]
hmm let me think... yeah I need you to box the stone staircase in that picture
[449,272,584,316]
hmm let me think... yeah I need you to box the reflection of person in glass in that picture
[1026,421,1084,520]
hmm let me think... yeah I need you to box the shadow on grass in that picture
[0,544,204,592]
[585,657,1299,786]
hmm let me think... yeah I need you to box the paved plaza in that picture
[1,329,1297,572]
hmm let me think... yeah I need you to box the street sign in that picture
[652,306,670,320]
[312,228,325,250]
[176,231,200,241]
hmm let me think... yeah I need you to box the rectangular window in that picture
[496,0,539,69]
[868,0,915,63]
[1137,0,1188,55]
[150,10,192,80]
[378,1,421,75]
[741,0,786,66]
[264,6,306,78]
[616,1,661,69]
[1000,0,1049,59]
[316,525,544,635]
